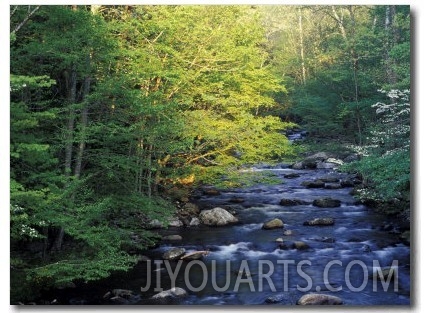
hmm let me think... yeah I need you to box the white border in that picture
[2,1,421,313]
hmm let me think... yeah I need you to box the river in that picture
[48,164,410,305]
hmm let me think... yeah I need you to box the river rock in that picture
[203,188,221,196]
[284,173,301,179]
[303,218,335,226]
[302,159,318,169]
[327,158,344,165]
[181,250,209,261]
[265,294,288,304]
[162,235,183,241]
[310,236,335,243]
[103,289,140,304]
[168,217,184,227]
[262,218,284,230]
[283,229,294,236]
[111,289,135,299]
[340,180,355,187]
[316,161,338,169]
[189,217,200,226]
[344,153,360,163]
[297,293,343,305]
[313,197,341,208]
[318,176,340,183]
[275,237,284,243]
[301,180,325,188]
[292,241,309,250]
[150,287,188,303]
[163,247,186,260]
[199,207,238,226]
[324,183,342,189]
[371,267,398,281]
[108,296,130,304]
[147,219,164,229]
[280,198,309,206]
[361,244,372,253]
[292,161,305,170]
[306,152,331,160]
[229,197,245,203]
[180,202,200,216]
[400,231,410,245]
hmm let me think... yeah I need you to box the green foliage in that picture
[10,5,296,298]
[343,150,409,204]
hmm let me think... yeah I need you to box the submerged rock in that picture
[371,267,398,281]
[301,180,325,188]
[303,218,335,226]
[199,207,238,226]
[162,235,183,241]
[283,229,294,236]
[340,180,355,187]
[324,183,342,189]
[203,188,221,196]
[297,293,343,305]
[262,218,284,230]
[312,197,341,208]
[229,197,245,203]
[284,173,301,179]
[291,241,310,250]
[280,198,309,206]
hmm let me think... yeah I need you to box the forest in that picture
[10,5,410,304]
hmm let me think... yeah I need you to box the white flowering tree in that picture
[343,89,410,216]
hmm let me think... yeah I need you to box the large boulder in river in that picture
[199,207,238,226]
[297,293,343,305]
[262,218,284,230]
[313,197,341,208]
[163,247,186,260]
[303,218,335,226]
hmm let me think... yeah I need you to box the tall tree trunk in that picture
[348,6,362,145]
[53,65,77,252]
[136,139,144,194]
[384,5,398,86]
[146,145,153,198]
[74,55,91,179]
[330,6,363,145]
[298,7,306,84]
[64,66,77,177]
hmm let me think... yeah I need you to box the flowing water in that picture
[48,165,410,305]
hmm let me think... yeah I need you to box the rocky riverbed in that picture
[40,155,410,305]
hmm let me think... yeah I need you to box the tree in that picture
[10,5,296,297]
